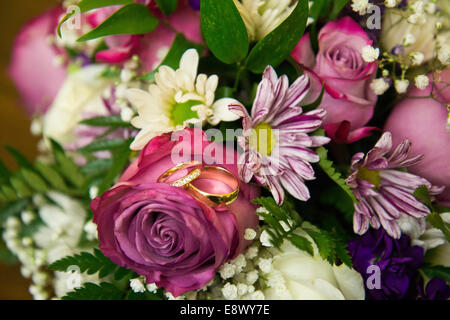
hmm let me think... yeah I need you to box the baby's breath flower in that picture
[409,52,425,65]
[402,33,416,46]
[244,228,257,240]
[351,0,371,15]
[259,230,273,247]
[395,79,410,94]
[361,45,380,63]
[219,262,236,280]
[385,0,397,8]
[370,78,390,95]
[258,258,273,274]
[414,75,430,90]
[130,278,146,293]
[222,283,238,300]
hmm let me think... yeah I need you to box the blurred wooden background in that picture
[0,0,60,300]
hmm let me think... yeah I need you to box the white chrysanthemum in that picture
[395,79,410,93]
[370,78,390,95]
[351,0,371,15]
[127,49,240,150]
[361,45,380,63]
[414,74,430,89]
[233,0,297,42]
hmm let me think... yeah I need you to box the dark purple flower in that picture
[189,0,200,11]
[418,277,450,300]
[348,228,424,300]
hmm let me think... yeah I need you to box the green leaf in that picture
[316,146,358,204]
[80,115,132,128]
[21,169,48,193]
[427,211,450,242]
[140,33,203,81]
[10,176,32,197]
[5,147,34,171]
[98,141,132,194]
[77,4,159,42]
[155,0,178,15]
[413,185,432,208]
[62,282,123,300]
[201,0,249,64]
[287,233,313,256]
[57,0,134,37]
[1,185,18,202]
[421,265,450,283]
[35,162,69,191]
[78,138,131,153]
[0,199,28,223]
[0,159,10,184]
[49,248,133,281]
[246,0,309,73]
[81,159,113,175]
[330,0,350,20]
[50,139,86,188]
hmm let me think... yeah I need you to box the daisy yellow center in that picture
[171,100,202,126]
[249,123,277,156]
[357,167,381,188]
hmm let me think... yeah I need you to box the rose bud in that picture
[291,17,378,142]
[384,69,450,205]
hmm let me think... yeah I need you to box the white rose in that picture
[264,230,365,300]
[43,65,111,145]
[381,4,440,63]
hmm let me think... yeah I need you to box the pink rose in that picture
[90,0,202,72]
[8,6,67,115]
[384,69,450,205]
[92,128,259,295]
[292,17,378,142]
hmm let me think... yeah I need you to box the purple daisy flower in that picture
[230,66,330,204]
[346,132,444,239]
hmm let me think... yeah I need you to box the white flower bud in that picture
[222,283,238,300]
[409,52,424,65]
[245,245,259,260]
[120,107,135,122]
[384,0,397,8]
[258,258,273,274]
[370,78,390,95]
[414,75,430,90]
[146,283,158,293]
[219,263,235,280]
[246,270,259,285]
[89,186,99,199]
[402,33,416,47]
[244,228,257,240]
[21,210,36,225]
[351,0,371,15]
[259,230,273,247]
[130,278,146,293]
[83,220,98,241]
[395,79,410,94]
[361,45,380,63]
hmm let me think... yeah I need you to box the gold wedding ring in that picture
[157,161,203,187]
[157,162,240,208]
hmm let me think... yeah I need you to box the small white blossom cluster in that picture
[351,0,372,15]
[374,0,449,95]
[3,214,50,300]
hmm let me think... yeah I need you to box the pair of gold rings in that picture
[157,161,240,208]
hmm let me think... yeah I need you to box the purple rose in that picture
[291,17,378,142]
[92,183,241,297]
[384,69,450,205]
[9,6,67,115]
[348,229,424,300]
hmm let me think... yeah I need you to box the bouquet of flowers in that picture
[2,0,449,300]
